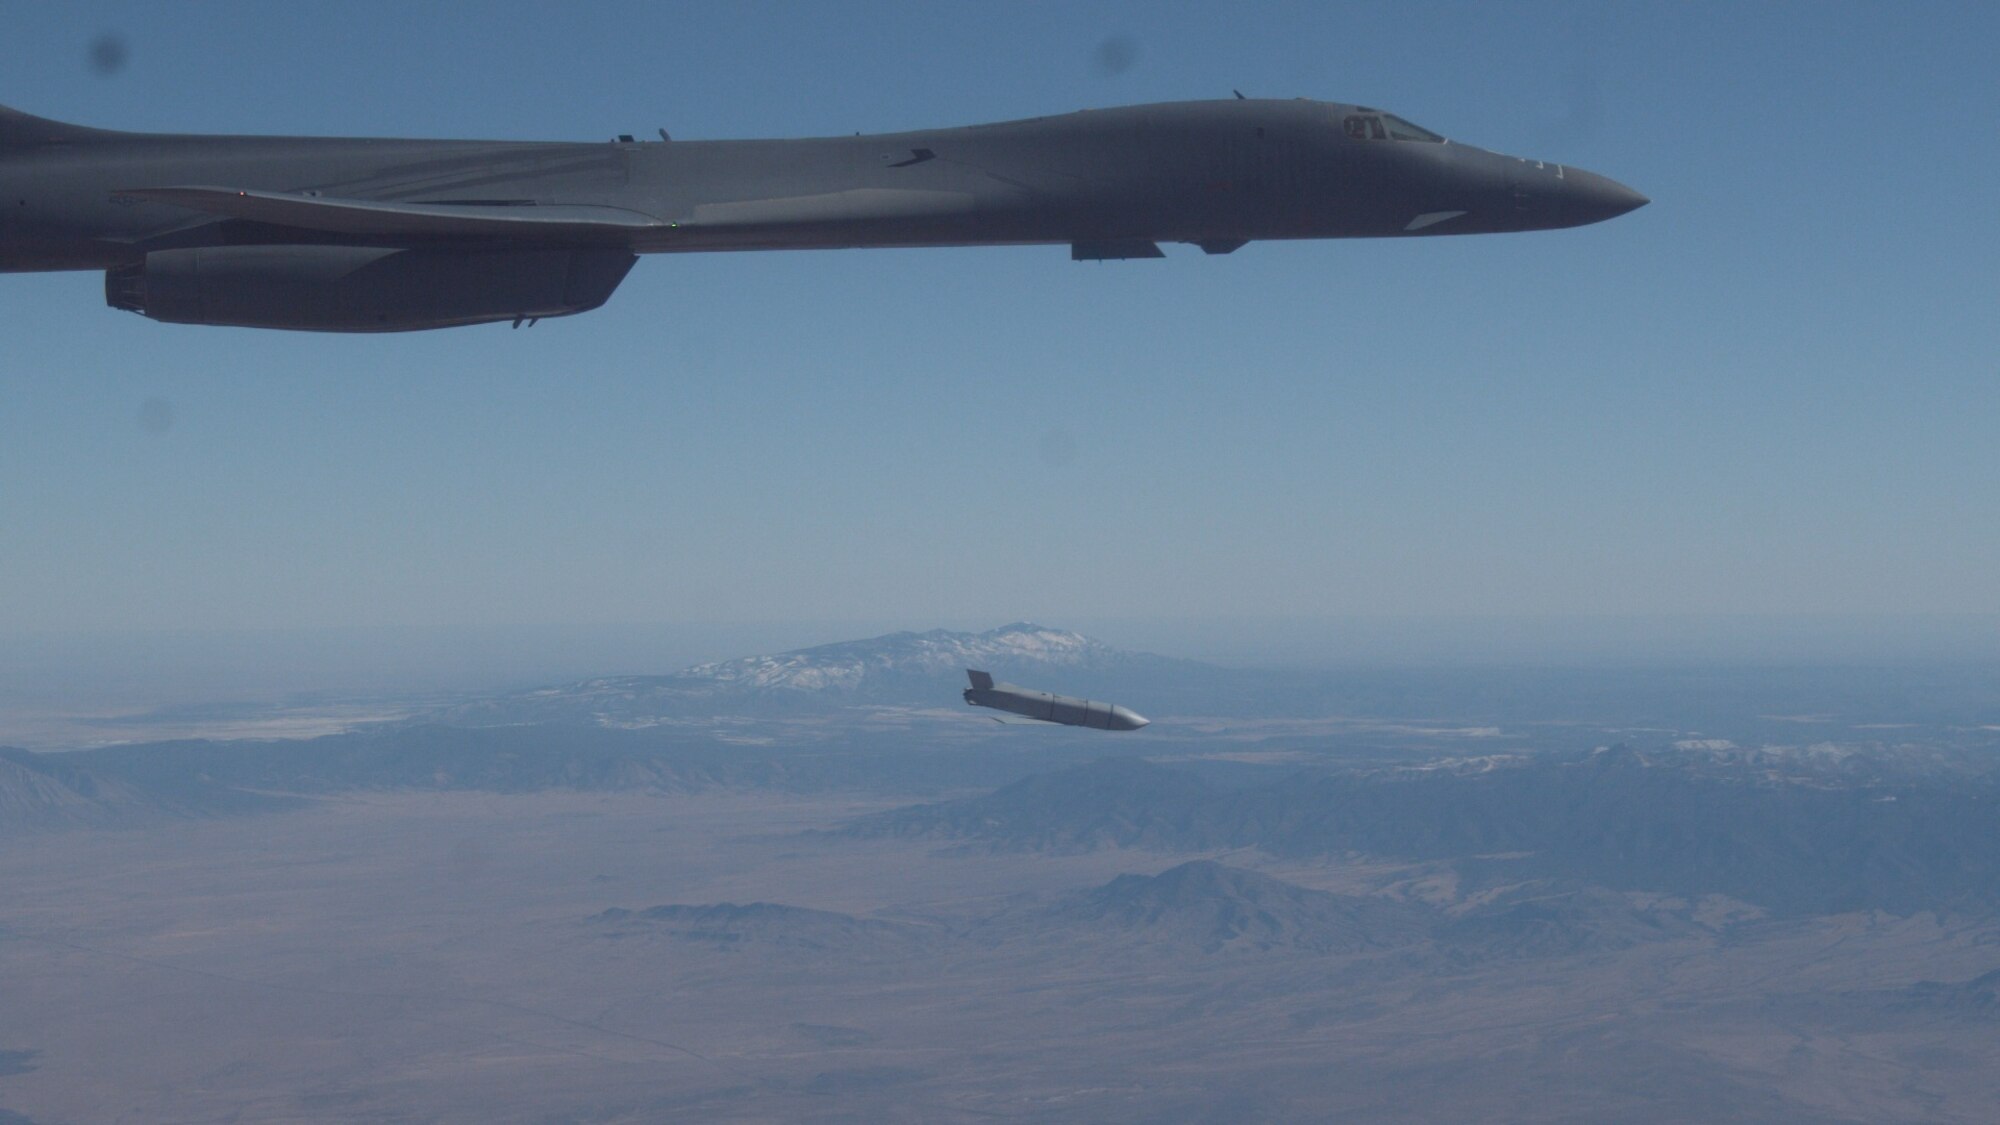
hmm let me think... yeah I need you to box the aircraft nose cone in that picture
[1563,167,1648,225]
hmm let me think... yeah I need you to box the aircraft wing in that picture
[686,188,977,228]
[114,186,668,240]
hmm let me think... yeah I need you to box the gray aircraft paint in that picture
[0,99,1645,331]
[964,670,1150,731]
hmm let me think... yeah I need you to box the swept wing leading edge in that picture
[114,187,668,241]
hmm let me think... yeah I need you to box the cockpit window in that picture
[1382,115,1445,143]
[1344,113,1445,143]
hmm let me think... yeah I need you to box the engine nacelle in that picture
[105,245,637,332]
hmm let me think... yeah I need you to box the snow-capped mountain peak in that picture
[438,623,1160,726]
[672,623,1106,693]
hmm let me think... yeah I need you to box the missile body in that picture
[962,670,1149,731]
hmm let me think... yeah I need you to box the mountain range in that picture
[12,620,2000,933]
[1046,859,1432,955]
[423,622,2000,737]
[12,717,2000,922]
[433,623,1205,725]
[841,753,2000,917]
[587,859,1721,964]
[0,745,295,832]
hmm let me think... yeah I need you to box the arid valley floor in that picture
[5,786,1999,1124]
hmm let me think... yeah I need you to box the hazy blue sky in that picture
[3,3,1997,661]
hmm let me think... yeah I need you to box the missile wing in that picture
[962,670,1148,731]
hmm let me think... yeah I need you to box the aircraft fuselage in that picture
[0,98,1646,329]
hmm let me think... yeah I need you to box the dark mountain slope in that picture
[1047,860,1431,954]
[0,746,293,832]
[844,750,2000,916]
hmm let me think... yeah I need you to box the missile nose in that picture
[1109,706,1150,731]
[1563,167,1648,225]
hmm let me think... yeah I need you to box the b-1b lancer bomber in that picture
[0,97,1645,332]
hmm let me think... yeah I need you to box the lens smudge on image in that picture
[88,32,129,77]
[1092,35,1139,77]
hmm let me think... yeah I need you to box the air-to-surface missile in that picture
[962,670,1149,731]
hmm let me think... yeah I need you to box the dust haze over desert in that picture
[7,3,2000,1124]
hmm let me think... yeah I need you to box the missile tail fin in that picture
[966,669,995,691]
